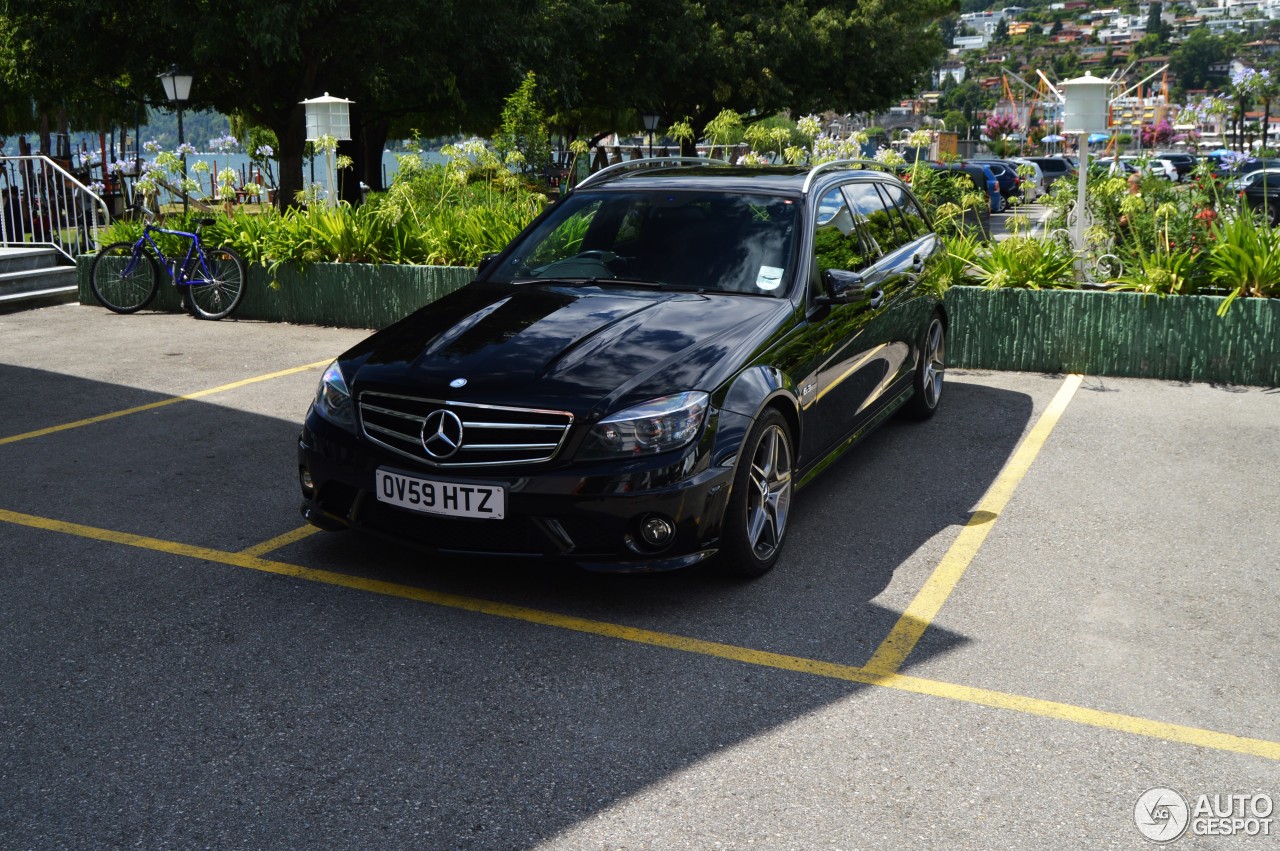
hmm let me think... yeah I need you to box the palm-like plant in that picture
[1207,211,1280,313]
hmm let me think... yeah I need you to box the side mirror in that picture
[476,252,500,276]
[821,268,867,303]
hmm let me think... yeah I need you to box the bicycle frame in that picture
[125,222,212,288]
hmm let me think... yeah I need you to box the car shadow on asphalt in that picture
[0,365,1034,848]
[289,379,1034,668]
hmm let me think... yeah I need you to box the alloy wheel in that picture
[745,424,793,560]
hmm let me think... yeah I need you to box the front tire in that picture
[905,313,946,420]
[89,242,158,314]
[719,409,794,578]
[187,247,247,320]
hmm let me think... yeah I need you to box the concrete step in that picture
[0,246,63,274]
[0,265,79,308]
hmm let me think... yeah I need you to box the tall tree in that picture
[3,0,544,206]
[547,0,956,153]
[1171,29,1240,92]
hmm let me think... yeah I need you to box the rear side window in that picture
[877,183,931,242]
[812,187,874,277]
[844,181,906,255]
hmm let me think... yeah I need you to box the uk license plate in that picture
[375,469,505,520]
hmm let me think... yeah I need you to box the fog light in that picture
[300,466,315,495]
[639,515,675,547]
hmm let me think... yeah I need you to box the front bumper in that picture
[297,408,738,572]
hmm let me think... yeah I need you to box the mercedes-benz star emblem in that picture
[420,409,465,459]
[449,378,468,388]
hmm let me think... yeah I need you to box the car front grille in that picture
[357,391,574,468]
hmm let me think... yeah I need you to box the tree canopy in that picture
[2,0,954,204]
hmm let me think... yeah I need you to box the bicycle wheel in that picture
[186,246,247,320]
[89,242,159,314]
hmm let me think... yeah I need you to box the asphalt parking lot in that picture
[2,303,1277,850]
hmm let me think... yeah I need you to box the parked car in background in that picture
[1090,157,1136,178]
[1021,156,1075,190]
[962,162,1004,212]
[1225,168,1280,192]
[969,159,1021,203]
[1241,177,1280,226]
[1120,156,1177,181]
[299,160,948,577]
[1153,152,1196,182]
[1234,157,1280,178]
[1008,158,1045,201]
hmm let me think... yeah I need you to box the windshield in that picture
[487,190,800,296]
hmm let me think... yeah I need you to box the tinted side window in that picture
[842,181,906,255]
[878,183,931,241]
[812,188,873,280]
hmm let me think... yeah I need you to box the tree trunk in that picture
[273,105,308,212]
[360,115,390,194]
[55,108,70,158]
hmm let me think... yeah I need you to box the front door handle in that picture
[869,289,884,309]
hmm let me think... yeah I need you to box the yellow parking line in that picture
[0,360,331,446]
[865,374,1084,674]
[239,525,319,557]
[1,504,1277,762]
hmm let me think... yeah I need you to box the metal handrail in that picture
[0,155,111,263]
[576,156,725,190]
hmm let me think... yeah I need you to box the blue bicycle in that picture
[89,210,247,319]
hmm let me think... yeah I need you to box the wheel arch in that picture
[713,365,802,468]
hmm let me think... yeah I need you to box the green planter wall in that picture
[946,286,1280,387]
[77,257,475,329]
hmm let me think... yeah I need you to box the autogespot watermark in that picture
[1134,787,1274,843]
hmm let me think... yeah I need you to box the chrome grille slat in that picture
[464,421,564,431]
[358,391,574,468]
[364,421,419,441]
[361,403,427,423]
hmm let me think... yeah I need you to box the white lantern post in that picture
[300,93,354,207]
[1061,73,1112,272]
[158,66,193,215]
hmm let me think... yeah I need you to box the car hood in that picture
[342,281,794,417]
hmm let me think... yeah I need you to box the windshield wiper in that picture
[505,276,743,294]
[517,276,669,289]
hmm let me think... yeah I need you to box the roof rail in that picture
[575,156,726,190]
[800,158,900,194]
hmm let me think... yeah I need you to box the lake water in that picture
[152,149,444,198]
[19,147,446,203]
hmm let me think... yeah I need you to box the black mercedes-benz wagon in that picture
[299,159,947,576]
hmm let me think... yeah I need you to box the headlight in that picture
[578,392,709,460]
[313,361,355,431]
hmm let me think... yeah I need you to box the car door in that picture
[800,179,922,460]
[871,181,941,392]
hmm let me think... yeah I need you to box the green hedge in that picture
[77,257,475,329]
[946,286,1280,387]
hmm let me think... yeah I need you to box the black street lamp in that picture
[642,113,661,157]
[158,65,193,215]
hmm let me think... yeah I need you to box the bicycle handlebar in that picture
[136,204,214,233]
